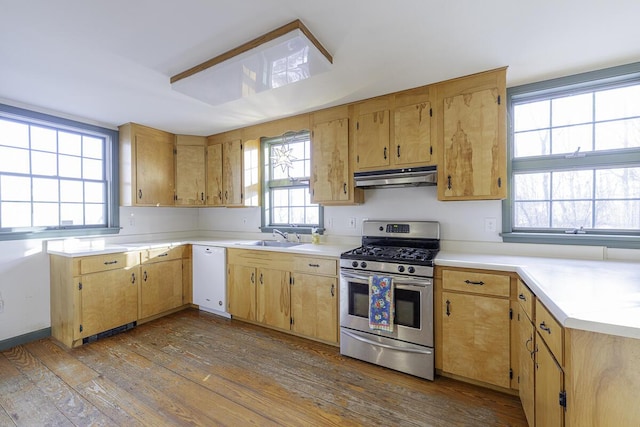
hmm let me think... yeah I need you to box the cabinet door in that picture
[256,267,290,330]
[442,87,505,200]
[227,264,256,321]
[442,291,511,388]
[135,132,175,205]
[518,305,535,427]
[535,336,565,427]
[223,139,243,206]
[206,142,224,206]
[393,102,432,166]
[291,273,338,343]
[175,143,205,205]
[79,268,138,339]
[354,110,390,170]
[140,259,183,318]
[311,118,350,203]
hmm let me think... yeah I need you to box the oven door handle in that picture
[340,270,432,287]
[341,330,433,355]
[340,271,370,282]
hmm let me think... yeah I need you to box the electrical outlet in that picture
[485,217,497,233]
[129,213,135,226]
[328,218,334,228]
[348,217,357,229]
[242,217,247,225]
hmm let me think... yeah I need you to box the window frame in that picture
[260,130,323,235]
[0,103,120,241]
[502,62,640,249]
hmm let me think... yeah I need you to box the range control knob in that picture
[408,266,415,274]
[352,261,359,268]
[397,265,405,273]
[360,261,367,268]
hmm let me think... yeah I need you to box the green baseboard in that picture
[0,328,51,351]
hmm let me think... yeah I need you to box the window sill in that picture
[501,232,640,249]
[0,227,121,242]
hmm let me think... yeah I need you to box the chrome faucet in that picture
[273,229,288,241]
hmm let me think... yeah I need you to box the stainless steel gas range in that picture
[339,220,439,380]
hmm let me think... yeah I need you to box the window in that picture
[261,130,322,233]
[0,103,119,240]
[504,63,640,248]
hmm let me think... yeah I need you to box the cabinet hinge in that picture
[356,155,360,163]
[509,308,513,319]
[559,390,567,408]
[173,148,177,155]
[289,276,293,285]
[78,282,82,291]
[290,317,294,325]
[79,324,83,333]
[509,368,513,380]
[497,95,501,105]
[429,108,433,117]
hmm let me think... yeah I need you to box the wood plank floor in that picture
[0,308,527,426]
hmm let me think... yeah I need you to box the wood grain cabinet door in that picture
[206,142,224,206]
[311,118,350,203]
[175,141,205,206]
[518,305,536,427]
[256,267,291,330]
[393,102,432,166]
[535,337,565,427]
[291,273,338,343]
[354,110,390,170]
[139,259,183,319]
[442,291,511,388]
[227,264,256,321]
[135,132,175,206]
[223,139,243,206]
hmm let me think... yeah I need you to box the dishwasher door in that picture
[192,245,229,318]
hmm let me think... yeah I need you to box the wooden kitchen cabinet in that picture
[391,86,434,167]
[50,251,140,348]
[440,267,513,388]
[517,300,536,427]
[535,337,565,427]
[119,122,176,206]
[139,246,184,319]
[291,256,338,344]
[227,263,257,321]
[310,105,363,205]
[353,97,391,171]
[256,267,291,330]
[175,135,206,206]
[435,67,507,201]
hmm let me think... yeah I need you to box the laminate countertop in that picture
[436,252,640,340]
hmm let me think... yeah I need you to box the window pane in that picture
[595,118,640,150]
[1,202,31,228]
[83,158,103,180]
[60,180,83,202]
[305,207,319,224]
[289,188,306,206]
[551,201,592,228]
[595,200,640,229]
[85,203,105,225]
[0,146,30,173]
[1,175,31,201]
[83,136,103,159]
[552,170,593,200]
[85,182,105,203]
[0,119,29,148]
[272,188,288,207]
[31,126,57,152]
[552,93,592,127]
[33,178,59,202]
[60,203,83,226]
[33,202,59,227]
[514,130,550,157]
[59,155,81,178]
[595,168,640,198]
[289,207,305,224]
[58,132,81,156]
[551,124,592,154]
[514,100,549,132]
[595,84,640,121]
[272,207,288,224]
[514,201,550,228]
[514,173,550,200]
[31,151,57,176]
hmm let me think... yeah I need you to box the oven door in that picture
[339,269,433,347]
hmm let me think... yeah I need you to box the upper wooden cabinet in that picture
[435,67,507,200]
[175,135,206,206]
[310,106,363,205]
[119,123,175,206]
[353,97,391,171]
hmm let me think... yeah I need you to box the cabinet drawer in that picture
[80,252,139,275]
[516,280,535,321]
[293,257,337,276]
[442,269,510,297]
[535,299,563,364]
[142,246,183,264]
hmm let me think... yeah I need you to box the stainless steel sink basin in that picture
[239,240,303,248]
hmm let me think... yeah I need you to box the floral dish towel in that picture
[369,275,394,332]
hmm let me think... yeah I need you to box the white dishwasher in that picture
[192,245,230,318]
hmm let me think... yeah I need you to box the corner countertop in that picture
[436,252,640,340]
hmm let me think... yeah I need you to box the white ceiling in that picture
[1,0,639,136]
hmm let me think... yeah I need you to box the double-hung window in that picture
[0,104,119,240]
[503,63,640,248]
[261,130,322,234]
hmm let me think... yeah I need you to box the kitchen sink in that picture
[238,240,303,248]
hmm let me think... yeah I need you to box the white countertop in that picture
[436,252,640,340]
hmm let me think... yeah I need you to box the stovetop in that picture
[340,244,438,266]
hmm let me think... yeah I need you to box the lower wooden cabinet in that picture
[535,336,565,427]
[256,267,291,330]
[227,264,257,321]
[140,258,183,319]
[517,304,536,427]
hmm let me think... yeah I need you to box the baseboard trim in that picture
[0,328,51,351]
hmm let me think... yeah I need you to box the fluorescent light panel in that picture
[171,20,332,106]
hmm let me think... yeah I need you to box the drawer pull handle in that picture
[525,337,533,353]
[131,273,136,284]
[445,300,451,316]
[539,322,551,334]
[464,280,485,286]
[158,253,169,257]
[330,284,335,297]
[518,293,527,301]
[308,263,320,268]
[103,260,118,265]
[143,271,148,282]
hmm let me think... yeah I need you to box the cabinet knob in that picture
[518,293,527,301]
[138,189,143,199]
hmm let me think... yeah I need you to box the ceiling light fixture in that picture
[170,20,332,106]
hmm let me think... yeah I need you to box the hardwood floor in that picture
[0,308,527,426]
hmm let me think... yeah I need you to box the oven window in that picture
[348,281,421,329]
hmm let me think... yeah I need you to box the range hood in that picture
[354,165,437,189]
